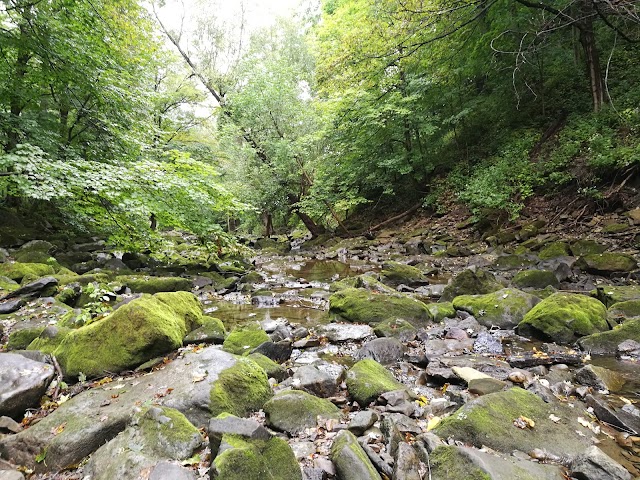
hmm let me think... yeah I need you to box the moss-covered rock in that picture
[0,275,19,295]
[427,302,456,322]
[247,353,288,382]
[373,318,417,341]
[264,390,340,434]
[209,356,272,417]
[0,262,55,282]
[346,359,405,406]
[570,239,607,257]
[183,315,226,344]
[516,293,608,344]
[576,253,637,274]
[492,255,535,271]
[602,223,629,234]
[453,288,540,329]
[213,431,301,480]
[440,269,502,302]
[52,292,203,378]
[253,237,291,254]
[330,274,396,294]
[538,241,571,260]
[28,326,72,354]
[380,261,426,286]
[434,387,588,457]
[6,326,46,350]
[578,318,640,355]
[329,288,432,326]
[591,285,640,307]
[330,430,381,480]
[114,275,192,294]
[223,325,271,355]
[512,270,559,289]
[608,300,640,325]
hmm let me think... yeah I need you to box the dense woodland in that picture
[0,0,639,254]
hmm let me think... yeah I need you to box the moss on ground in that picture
[7,327,46,350]
[579,318,640,355]
[426,302,457,322]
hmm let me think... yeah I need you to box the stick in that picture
[51,356,63,400]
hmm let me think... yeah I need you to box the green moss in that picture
[0,262,55,282]
[608,300,640,323]
[214,434,301,480]
[426,302,456,322]
[346,359,405,406]
[517,292,608,344]
[330,430,380,480]
[28,326,72,354]
[592,286,640,306]
[184,316,226,344]
[452,288,539,329]
[512,270,559,289]
[223,325,270,355]
[373,318,418,341]
[7,327,46,350]
[440,269,502,302]
[578,318,640,355]
[570,239,607,256]
[603,223,629,234]
[53,292,202,378]
[0,275,19,295]
[330,274,396,294]
[247,353,287,381]
[329,288,432,326]
[430,447,491,480]
[209,356,272,417]
[380,261,426,286]
[138,406,202,457]
[538,241,571,260]
[263,390,340,434]
[114,275,192,294]
[576,253,637,274]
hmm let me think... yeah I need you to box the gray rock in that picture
[0,471,24,480]
[0,353,55,419]
[290,441,316,460]
[149,461,196,480]
[0,277,58,300]
[586,394,640,435]
[250,340,292,363]
[319,323,374,342]
[570,446,632,480]
[293,364,340,397]
[356,337,405,365]
[0,416,22,433]
[330,430,382,480]
[209,415,272,457]
[393,442,422,480]
[348,411,379,436]
[379,390,415,416]
[264,390,341,435]
[473,331,504,354]
[574,364,625,392]
[0,298,24,314]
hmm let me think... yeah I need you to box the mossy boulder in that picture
[0,262,55,282]
[330,274,396,294]
[247,353,288,382]
[538,242,571,260]
[346,359,405,406]
[602,223,629,234]
[570,239,607,257]
[516,293,608,344]
[608,300,640,325]
[380,261,426,286]
[263,390,341,434]
[440,269,502,302]
[591,285,640,307]
[213,430,301,480]
[223,325,271,355]
[373,318,417,341]
[576,253,637,274]
[183,316,226,344]
[52,292,203,378]
[453,288,540,329]
[330,430,381,480]
[427,302,456,322]
[114,275,192,294]
[253,237,291,254]
[0,275,19,296]
[492,255,535,271]
[6,326,46,350]
[512,270,559,289]
[329,288,432,326]
[578,318,640,355]
[27,326,72,354]
[434,387,589,457]
[209,356,272,417]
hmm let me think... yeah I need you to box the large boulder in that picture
[263,390,340,435]
[538,241,571,260]
[570,239,607,257]
[0,262,55,282]
[114,275,192,294]
[578,318,640,355]
[346,359,405,406]
[516,293,608,344]
[51,292,203,378]
[222,325,270,355]
[452,288,540,329]
[0,353,55,419]
[577,253,637,274]
[329,288,432,326]
[380,262,427,287]
[512,270,559,289]
[440,269,502,302]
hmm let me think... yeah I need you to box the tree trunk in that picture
[263,212,274,237]
[6,44,30,151]
[295,210,326,238]
[578,0,605,112]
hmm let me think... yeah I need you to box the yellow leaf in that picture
[426,416,441,431]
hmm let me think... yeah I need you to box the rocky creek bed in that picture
[1,213,640,479]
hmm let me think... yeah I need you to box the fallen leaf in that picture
[548,414,561,423]
[513,416,535,429]
[426,416,441,431]
[50,422,66,436]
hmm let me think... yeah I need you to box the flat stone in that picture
[348,411,379,436]
[393,442,422,480]
[468,377,508,395]
[586,394,640,435]
[570,445,632,480]
[293,364,340,398]
[355,337,405,365]
[574,364,626,392]
[0,353,55,419]
[0,416,22,433]
[319,323,374,342]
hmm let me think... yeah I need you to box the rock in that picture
[577,253,637,274]
[492,255,535,271]
[114,275,192,294]
[293,363,342,397]
[380,261,427,286]
[429,445,565,480]
[513,270,559,289]
[578,318,640,355]
[608,300,640,324]
[586,394,640,435]
[248,353,288,382]
[603,223,630,234]
[356,337,405,365]
[149,462,196,480]
[0,276,18,296]
[319,323,374,342]
[348,411,379,436]
[0,470,24,480]
[593,286,640,306]
[434,387,590,457]
[473,331,503,355]
[53,292,203,378]
[346,359,405,406]
[209,414,271,457]
[453,288,540,329]
[440,269,503,302]
[452,366,507,395]
[570,239,607,256]
[27,325,71,354]
[263,390,340,435]
[330,430,382,480]
[251,340,292,363]
[329,288,432,326]
[574,364,625,392]
[426,302,456,322]
[0,416,22,433]
[393,442,422,480]
[83,406,202,480]
[373,318,417,341]
[222,325,270,355]
[617,339,640,359]
[0,353,55,419]
[570,446,632,480]
[0,262,55,282]
[330,274,396,294]
[538,241,571,260]
[183,316,226,344]
[0,298,24,314]
[517,292,608,344]
[379,390,415,416]
[0,276,58,300]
